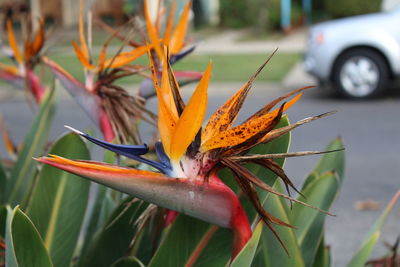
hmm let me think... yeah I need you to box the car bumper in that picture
[303,48,335,82]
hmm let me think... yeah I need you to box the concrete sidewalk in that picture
[195,28,308,54]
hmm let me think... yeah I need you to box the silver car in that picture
[303,8,400,99]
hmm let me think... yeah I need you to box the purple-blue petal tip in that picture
[65,126,172,174]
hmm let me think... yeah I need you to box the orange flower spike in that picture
[144,0,164,60]
[169,60,211,161]
[155,0,163,31]
[6,20,23,64]
[202,81,252,143]
[104,46,148,69]
[147,47,178,155]
[160,50,178,117]
[201,93,302,152]
[201,55,276,142]
[46,154,163,177]
[23,18,44,62]
[1,124,17,157]
[72,41,95,70]
[30,18,45,56]
[169,1,191,54]
[97,41,109,73]
[79,0,90,61]
[0,62,18,75]
[163,0,177,46]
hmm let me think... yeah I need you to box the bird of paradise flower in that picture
[98,0,202,99]
[37,48,339,259]
[0,17,45,104]
[44,0,156,143]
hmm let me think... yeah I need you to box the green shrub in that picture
[219,0,304,31]
[219,0,256,28]
[324,0,382,18]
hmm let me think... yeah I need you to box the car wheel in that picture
[332,49,389,99]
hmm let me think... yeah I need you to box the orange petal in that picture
[147,47,178,155]
[201,93,302,152]
[44,155,162,176]
[31,18,45,56]
[166,54,186,115]
[202,81,252,145]
[97,42,108,72]
[0,62,18,75]
[169,1,191,54]
[72,41,95,70]
[161,50,178,117]
[24,18,45,62]
[144,0,163,60]
[162,0,176,45]
[79,0,89,60]
[169,61,212,161]
[155,1,163,31]
[104,46,147,69]
[6,20,22,64]
[0,116,17,157]
[245,86,313,122]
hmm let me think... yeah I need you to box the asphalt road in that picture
[1,82,399,266]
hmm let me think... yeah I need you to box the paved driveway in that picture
[1,82,399,266]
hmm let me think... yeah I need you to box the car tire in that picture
[332,49,389,99]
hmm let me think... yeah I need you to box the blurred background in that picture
[0,0,399,266]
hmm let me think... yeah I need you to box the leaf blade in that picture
[293,172,340,267]
[6,207,53,267]
[347,191,400,267]
[27,133,90,267]
[6,89,56,206]
[230,221,263,267]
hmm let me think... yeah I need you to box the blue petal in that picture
[65,126,148,155]
[155,141,172,171]
[65,126,172,174]
[170,45,196,65]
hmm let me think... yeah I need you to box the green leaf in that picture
[81,197,149,267]
[258,183,305,267]
[347,191,400,267]
[78,185,114,263]
[0,205,10,238]
[5,206,53,267]
[6,89,56,206]
[300,172,319,192]
[313,138,345,181]
[26,133,90,267]
[111,257,146,267]
[312,237,331,267]
[148,215,212,267]
[78,151,118,262]
[192,227,232,267]
[293,172,340,267]
[0,162,7,204]
[230,222,262,267]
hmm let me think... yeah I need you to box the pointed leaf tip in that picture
[64,125,85,135]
